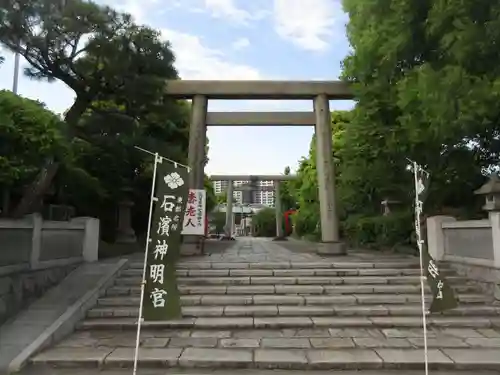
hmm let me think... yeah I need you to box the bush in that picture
[252,208,276,237]
[292,205,319,238]
[342,211,415,249]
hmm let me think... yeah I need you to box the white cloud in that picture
[202,0,269,25]
[160,28,261,80]
[231,37,250,50]
[273,0,347,52]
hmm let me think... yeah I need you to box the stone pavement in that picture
[0,257,127,373]
[24,238,500,372]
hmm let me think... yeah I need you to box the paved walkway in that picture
[0,257,126,373]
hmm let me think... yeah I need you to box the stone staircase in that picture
[28,240,500,372]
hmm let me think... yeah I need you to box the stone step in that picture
[97,293,490,307]
[30,344,500,371]
[114,275,467,287]
[77,316,500,330]
[121,267,456,278]
[86,305,500,319]
[19,368,500,375]
[129,261,426,270]
[105,283,481,296]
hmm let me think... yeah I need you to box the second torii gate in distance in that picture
[210,174,295,238]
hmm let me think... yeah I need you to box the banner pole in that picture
[133,153,160,375]
[413,161,429,375]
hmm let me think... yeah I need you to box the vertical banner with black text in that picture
[413,162,458,313]
[143,158,189,321]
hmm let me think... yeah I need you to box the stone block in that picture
[273,269,315,277]
[188,269,229,277]
[251,262,290,269]
[442,348,500,369]
[261,338,311,348]
[220,338,260,348]
[225,305,278,316]
[375,348,453,369]
[324,285,374,294]
[408,337,468,348]
[251,277,296,285]
[354,295,407,305]
[297,277,337,285]
[178,347,252,367]
[335,305,389,316]
[230,269,272,276]
[310,338,355,348]
[305,295,356,305]
[353,337,412,348]
[254,295,304,305]
[168,337,218,348]
[211,262,249,269]
[183,286,227,294]
[183,306,223,317]
[141,338,170,348]
[190,330,231,338]
[227,285,274,294]
[254,317,313,328]
[275,285,323,294]
[278,305,334,316]
[32,347,114,367]
[200,295,252,305]
[312,317,372,327]
[465,337,500,347]
[315,269,358,276]
[307,349,382,369]
[254,349,308,369]
[343,277,387,285]
[194,317,253,329]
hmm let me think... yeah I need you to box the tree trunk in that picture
[11,97,90,218]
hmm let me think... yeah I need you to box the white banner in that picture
[181,189,206,235]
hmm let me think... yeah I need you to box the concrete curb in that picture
[8,258,129,373]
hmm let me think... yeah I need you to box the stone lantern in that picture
[116,187,137,243]
[474,174,500,212]
[381,198,401,216]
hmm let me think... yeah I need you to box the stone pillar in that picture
[490,211,500,269]
[426,216,456,261]
[184,95,207,255]
[188,94,208,189]
[73,217,100,262]
[274,181,284,238]
[225,180,234,237]
[314,94,346,255]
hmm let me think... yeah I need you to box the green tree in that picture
[341,0,494,216]
[251,208,277,237]
[216,192,228,204]
[0,0,183,217]
[0,90,69,215]
[279,166,296,210]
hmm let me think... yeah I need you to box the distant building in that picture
[212,179,276,207]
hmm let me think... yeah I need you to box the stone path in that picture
[0,258,126,373]
[25,238,500,372]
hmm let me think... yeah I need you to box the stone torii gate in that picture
[210,174,296,238]
[163,80,353,255]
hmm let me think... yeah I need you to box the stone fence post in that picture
[426,216,456,261]
[72,217,100,262]
[489,211,500,269]
[28,213,43,269]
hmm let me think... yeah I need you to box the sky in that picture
[0,0,354,176]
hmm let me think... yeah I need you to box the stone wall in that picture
[0,264,76,324]
[427,212,500,299]
[0,214,100,324]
